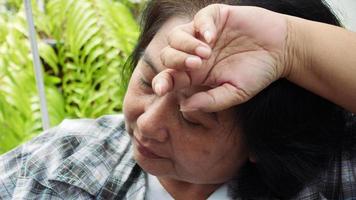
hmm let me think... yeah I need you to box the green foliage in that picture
[0,0,140,154]
[0,7,64,153]
[0,0,23,14]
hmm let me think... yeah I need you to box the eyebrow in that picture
[142,52,159,74]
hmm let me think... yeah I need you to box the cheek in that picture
[172,136,217,165]
[176,132,248,168]
[171,135,249,183]
[123,78,143,124]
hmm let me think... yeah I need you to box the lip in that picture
[134,137,165,159]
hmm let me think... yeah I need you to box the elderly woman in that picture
[1,0,356,199]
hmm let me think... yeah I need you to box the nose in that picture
[136,97,172,143]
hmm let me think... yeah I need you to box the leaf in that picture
[0,0,140,154]
[39,42,59,74]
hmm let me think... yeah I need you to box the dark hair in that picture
[125,0,356,199]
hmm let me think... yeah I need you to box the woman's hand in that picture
[153,4,291,112]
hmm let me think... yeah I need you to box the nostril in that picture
[137,128,169,143]
[137,116,169,143]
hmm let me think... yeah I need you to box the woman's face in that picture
[123,17,249,184]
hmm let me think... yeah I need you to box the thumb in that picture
[193,4,229,44]
[180,83,250,112]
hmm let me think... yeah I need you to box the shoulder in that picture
[26,114,128,162]
[324,149,356,198]
[294,149,356,199]
[38,113,125,139]
[0,114,137,199]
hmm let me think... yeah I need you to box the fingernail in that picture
[154,79,167,96]
[185,56,202,69]
[196,46,211,59]
[204,31,212,43]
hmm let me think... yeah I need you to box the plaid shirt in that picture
[0,114,355,200]
[0,115,145,200]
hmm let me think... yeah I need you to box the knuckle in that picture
[166,50,183,68]
[206,90,218,105]
[172,52,183,67]
[161,46,189,69]
[181,39,196,52]
[226,84,250,104]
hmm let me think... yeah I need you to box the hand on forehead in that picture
[151,5,286,112]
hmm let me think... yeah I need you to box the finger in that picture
[152,69,192,96]
[193,4,228,44]
[180,83,250,112]
[160,46,203,70]
[168,25,212,59]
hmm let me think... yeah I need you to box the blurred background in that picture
[0,0,144,154]
[0,0,355,155]
[326,0,356,31]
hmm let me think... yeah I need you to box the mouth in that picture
[134,137,166,159]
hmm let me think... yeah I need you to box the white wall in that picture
[325,0,356,31]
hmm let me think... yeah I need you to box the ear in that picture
[249,153,257,163]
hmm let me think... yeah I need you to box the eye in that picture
[181,112,201,127]
[139,77,152,90]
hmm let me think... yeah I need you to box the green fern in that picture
[0,0,140,154]
[0,6,66,154]
[43,0,139,118]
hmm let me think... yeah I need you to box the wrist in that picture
[283,16,311,82]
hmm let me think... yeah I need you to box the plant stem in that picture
[24,0,50,130]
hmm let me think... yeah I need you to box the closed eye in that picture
[139,78,152,89]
